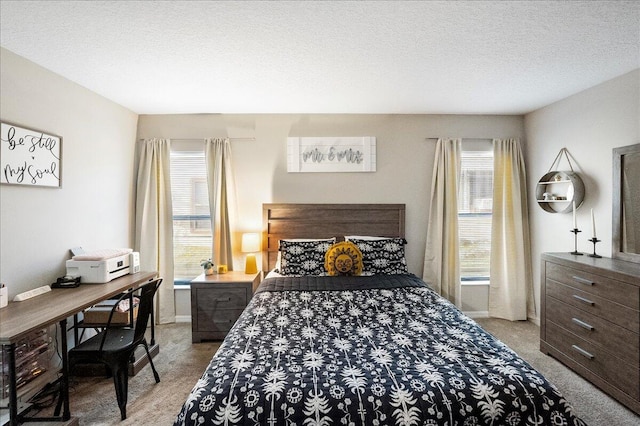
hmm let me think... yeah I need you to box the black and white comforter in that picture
[174,274,585,426]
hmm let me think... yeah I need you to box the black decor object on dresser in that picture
[540,253,640,414]
[190,271,261,343]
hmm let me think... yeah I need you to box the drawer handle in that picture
[214,319,234,324]
[571,317,594,331]
[572,294,595,305]
[572,276,594,286]
[571,344,594,360]
[214,297,232,302]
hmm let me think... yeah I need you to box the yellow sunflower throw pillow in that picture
[325,241,363,276]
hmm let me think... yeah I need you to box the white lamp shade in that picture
[241,233,260,253]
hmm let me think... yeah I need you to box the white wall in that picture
[0,48,139,298]
[524,69,640,319]
[137,113,525,276]
[6,41,634,325]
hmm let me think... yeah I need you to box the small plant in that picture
[200,259,214,270]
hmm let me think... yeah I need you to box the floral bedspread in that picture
[174,275,585,426]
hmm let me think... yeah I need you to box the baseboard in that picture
[463,310,489,318]
[175,315,191,323]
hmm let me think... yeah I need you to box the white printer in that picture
[66,249,140,283]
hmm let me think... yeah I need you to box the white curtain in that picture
[205,138,235,270]
[423,138,462,307]
[489,138,535,320]
[135,138,175,324]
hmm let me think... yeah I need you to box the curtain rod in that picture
[138,137,255,142]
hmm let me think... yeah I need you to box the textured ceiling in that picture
[0,1,638,115]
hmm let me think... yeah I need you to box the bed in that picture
[174,204,585,426]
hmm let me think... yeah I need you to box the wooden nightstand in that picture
[190,271,261,342]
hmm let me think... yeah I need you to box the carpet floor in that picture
[39,319,638,425]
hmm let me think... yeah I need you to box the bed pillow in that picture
[325,241,363,276]
[349,237,408,275]
[274,238,336,272]
[344,235,391,241]
[279,238,336,276]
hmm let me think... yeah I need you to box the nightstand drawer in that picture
[546,262,639,309]
[196,288,248,309]
[546,279,639,331]
[196,308,245,332]
[546,297,639,365]
[546,321,639,399]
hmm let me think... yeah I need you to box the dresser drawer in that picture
[546,262,639,309]
[546,297,639,365]
[195,287,248,309]
[546,321,639,399]
[546,279,639,331]
[196,308,245,332]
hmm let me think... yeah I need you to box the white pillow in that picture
[345,235,394,241]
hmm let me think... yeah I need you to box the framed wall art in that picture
[0,121,61,187]
[287,136,376,173]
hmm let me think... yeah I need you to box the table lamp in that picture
[242,233,260,274]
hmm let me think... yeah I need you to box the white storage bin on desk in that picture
[536,170,585,213]
[0,284,7,308]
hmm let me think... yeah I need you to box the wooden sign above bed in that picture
[287,137,376,173]
[262,203,405,271]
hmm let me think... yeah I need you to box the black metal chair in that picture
[69,278,162,420]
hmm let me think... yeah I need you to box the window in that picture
[170,145,212,282]
[458,149,493,281]
[190,178,210,233]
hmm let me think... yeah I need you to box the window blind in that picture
[170,149,212,280]
[459,151,493,280]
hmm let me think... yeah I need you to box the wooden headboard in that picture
[262,203,406,271]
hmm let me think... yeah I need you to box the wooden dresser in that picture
[541,253,640,414]
[190,271,261,342]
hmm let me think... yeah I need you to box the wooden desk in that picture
[0,271,157,425]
